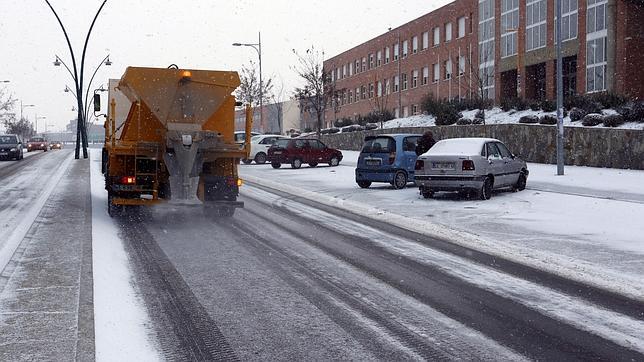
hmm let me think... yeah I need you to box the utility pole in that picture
[555,0,565,175]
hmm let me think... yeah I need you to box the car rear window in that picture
[30,137,44,142]
[403,137,420,152]
[273,139,290,148]
[0,135,18,144]
[362,137,395,153]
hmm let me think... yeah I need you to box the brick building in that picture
[324,0,644,125]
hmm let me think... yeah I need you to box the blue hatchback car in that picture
[355,134,421,189]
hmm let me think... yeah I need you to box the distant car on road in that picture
[27,137,48,152]
[0,134,24,160]
[267,138,343,169]
[50,141,63,150]
[234,131,260,146]
[414,138,528,200]
[243,134,288,164]
[355,134,421,189]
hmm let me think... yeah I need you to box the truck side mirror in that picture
[93,94,101,112]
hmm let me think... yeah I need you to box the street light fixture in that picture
[20,101,35,121]
[232,32,263,128]
[1,80,9,83]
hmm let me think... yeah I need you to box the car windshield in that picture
[361,137,395,153]
[1,2,641,361]
[0,135,18,144]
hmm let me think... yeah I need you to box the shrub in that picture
[539,114,558,125]
[519,115,539,124]
[456,118,473,125]
[569,107,587,122]
[472,118,484,125]
[603,114,625,127]
[617,101,644,123]
[528,99,541,111]
[592,92,628,109]
[475,109,485,122]
[333,118,352,128]
[566,94,602,114]
[435,107,461,125]
[304,127,313,133]
[364,123,378,130]
[581,113,604,127]
[540,99,556,112]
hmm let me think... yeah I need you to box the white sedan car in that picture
[414,138,528,200]
[243,134,288,164]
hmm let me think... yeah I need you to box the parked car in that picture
[0,134,24,160]
[27,137,48,152]
[243,134,288,164]
[50,141,63,150]
[267,138,343,169]
[355,134,421,189]
[414,138,528,200]
[234,131,260,146]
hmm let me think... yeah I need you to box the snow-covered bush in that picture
[540,99,556,112]
[617,101,644,123]
[456,118,473,125]
[519,115,539,124]
[569,107,587,122]
[603,114,625,127]
[581,113,604,127]
[539,114,557,125]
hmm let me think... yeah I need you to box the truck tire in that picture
[242,159,252,165]
[107,192,121,217]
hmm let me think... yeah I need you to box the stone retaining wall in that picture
[319,124,644,170]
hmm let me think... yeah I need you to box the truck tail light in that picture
[462,160,475,171]
[415,160,424,170]
[389,152,396,164]
[120,176,136,185]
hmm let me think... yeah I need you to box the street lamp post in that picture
[20,101,35,121]
[555,0,565,175]
[45,0,108,159]
[232,32,263,129]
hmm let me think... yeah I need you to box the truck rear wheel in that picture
[107,192,121,217]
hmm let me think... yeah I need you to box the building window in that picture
[336,68,341,80]
[555,0,578,42]
[412,104,419,114]
[422,66,429,85]
[331,69,335,82]
[445,23,452,42]
[459,55,466,76]
[402,40,409,58]
[433,63,440,82]
[394,43,399,61]
[526,0,546,51]
[444,59,452,80]
[412,70,419,88]
[394,75,400,92]
[403,106,409,117]
[362,57,367,72]
[355,87,360,102]
[355,60,360,74]
[385,47,390,64]
[422,31,429,50]
[369,53,374,69]
[385,79,391,95]
[369,83,375,98]
[342,64,347,79]
[394,107,400,118]
[361,85,366,100]
[458,16,466,38]
[433,27,440,46]
[586,0,607,93]
[587,0,606,34]
[377,81,383,97]
[377,50,382,66]
[479,0,495,98]
[402,73,408,90]
[348,90,353,103]
[501,0,519,58]
[412,36,418,54]
[349,62,353,76]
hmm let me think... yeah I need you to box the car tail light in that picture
[415,160,424,170]
[389,152,396,164]
[462,160,475,171]
[120,176,136,185]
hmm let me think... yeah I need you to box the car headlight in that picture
[41,143,45,147]
[10,148,16,152]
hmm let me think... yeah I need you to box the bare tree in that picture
[366,72,392,128]
[269,79,286,134]
[0,87,16,119]
[292,46,333,136]
[235,60,274,107]
[3,117,35,139]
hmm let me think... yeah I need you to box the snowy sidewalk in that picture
[0,155,94,361]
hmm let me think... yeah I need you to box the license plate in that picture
[365,159,381,166]
[273,151,282,155]
[432,162,455,170]
[0,152,7,156]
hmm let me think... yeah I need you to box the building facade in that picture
[324,0,643,124]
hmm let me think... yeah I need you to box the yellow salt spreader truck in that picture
[100,66,252,217]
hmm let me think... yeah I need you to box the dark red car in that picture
[267,138,343,169]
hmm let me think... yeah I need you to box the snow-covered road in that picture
[239,151,644,300]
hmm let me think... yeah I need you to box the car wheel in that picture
[392,171,407,189]
[254,152,267,164]
[242,159,252,165]
[271,162,281,169]
[479,177,493,200]
[291,158,302,169]
[309,162,318,168]
[514,172,527,191]
[329,156,340,167]
[357,180,371,188]
[421,187,433,199]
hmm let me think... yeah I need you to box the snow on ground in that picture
[0,148,40,170]
[239,151,644,300]
[0,150,73,273]
[89,148,160,361]
[379,107,644,130]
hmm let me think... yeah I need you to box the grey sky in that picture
[0,0,450,132]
